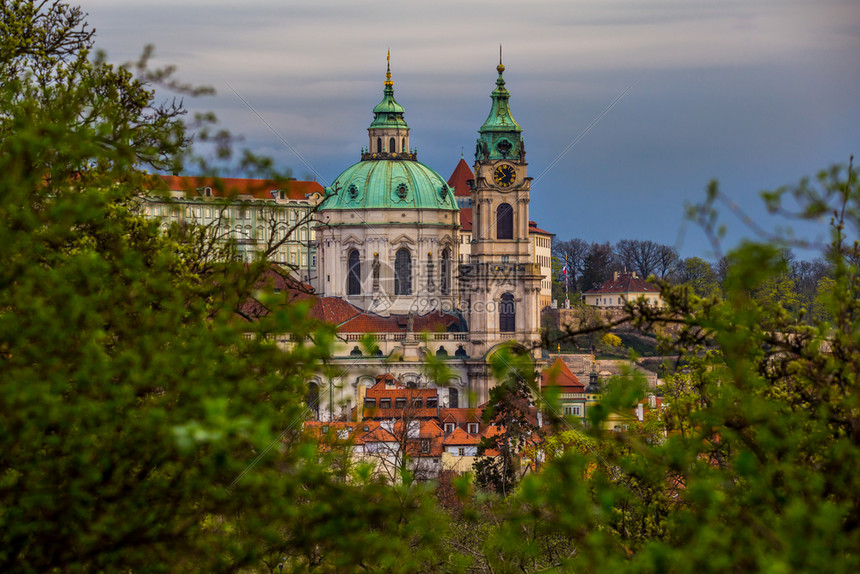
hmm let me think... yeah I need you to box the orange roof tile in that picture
[528,220,553,236]
[338,309,460,334]
[541,357,585,393]
[157,175,323,201]
[447,159,474,197]
[442,427,481,446]
[459,207,473,232]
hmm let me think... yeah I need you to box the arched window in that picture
[401,138,406,152]
[347,249,361,295]
[440,248,451,295]
[376,137,382,153]
[499,292,515,332]
[449,387,459,408]
[307,383,319,418]
[389,137,396,154]
[497,203,513,240]
[394,248,412,295]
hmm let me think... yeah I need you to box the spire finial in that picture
[385,49,393,87]
[497,44,505,74]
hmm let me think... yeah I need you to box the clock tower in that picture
[461,56,543,382]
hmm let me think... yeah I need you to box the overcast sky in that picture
[85,0,859,259]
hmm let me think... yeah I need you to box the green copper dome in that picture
[321,53,457,213]
[321,159,458,212]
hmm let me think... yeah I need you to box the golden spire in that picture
[497,44,505,73]
[385,49,393,87]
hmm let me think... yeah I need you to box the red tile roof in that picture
[528,220,553,236]
[447,159,474,197]
[440,408,482,427]
[541,357,585,393]
[157,175,323,201]
[310,297,363,325]
[583,272,660,295]
[442,427,481,446]
[459,207,473,232]
[338,309,460,333]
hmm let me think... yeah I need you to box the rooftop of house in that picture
[239,269,462,334]
[583,271,660,295]
[541,357,586,394]
[157,175,324,201]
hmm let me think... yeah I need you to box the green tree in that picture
[0,3,451,572]
[678,256,721,298]
[473,347,542,496]
[485,161,860,572]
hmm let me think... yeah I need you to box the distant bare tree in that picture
[654,243,681,279]
[615,239,656,276]
[552,237,590,292]
[581,242,617,291]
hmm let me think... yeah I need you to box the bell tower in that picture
[461,52,543,367]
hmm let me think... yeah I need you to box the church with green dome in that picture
[316,54,461,316]
[309,54,549,416]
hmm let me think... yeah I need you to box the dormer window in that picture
[396,184,407,199]
[443,422,455,434]
[467,423,479,434]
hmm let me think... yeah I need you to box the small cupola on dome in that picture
[365,51,414,160]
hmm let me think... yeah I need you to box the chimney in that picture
[613,271,618,281]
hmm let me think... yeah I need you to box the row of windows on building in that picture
[364,396,438,409]
[376,137,408,154]
[346,248,453,296]
[147,203,309,223]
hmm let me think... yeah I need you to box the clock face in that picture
[493,164,516,187]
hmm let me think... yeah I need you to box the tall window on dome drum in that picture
[497,203,513,240]
[347,250,361,295]
[401,138,406,152]
[389,138,395,154]
[440,248,450,295]
[395,248,412,295]
[449,387,459,408]
[499,292,515,332]
[376,137,382,153]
